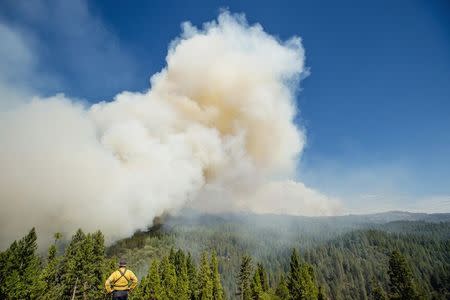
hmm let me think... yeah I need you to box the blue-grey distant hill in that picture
[165,210,450,231]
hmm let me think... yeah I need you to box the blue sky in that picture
[1,0,449,212]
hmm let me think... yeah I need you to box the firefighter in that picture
[105,258,138,300]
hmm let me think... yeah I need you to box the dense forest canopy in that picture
[0,212,449,299]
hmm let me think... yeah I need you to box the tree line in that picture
[234,248,420,300]
[130,248,224,300]
[0,227,428,299]
[117,219,447,299]
[0,228,114,299]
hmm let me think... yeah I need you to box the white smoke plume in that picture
[0,12,340,247]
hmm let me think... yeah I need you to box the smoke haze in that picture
[0,12,340,247]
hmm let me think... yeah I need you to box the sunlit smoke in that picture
[0,12,340,247]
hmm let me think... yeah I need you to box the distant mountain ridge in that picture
[341,210,450,223]
[169,209,450,227]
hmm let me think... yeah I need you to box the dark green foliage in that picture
[0,228,110,300]
[60,229,86,298]
[388,250,418,300]
[256,263,269,292]
[0,228,43,299]
[105,214,450,299]
[1,215,448,300]
[237,255,253,300]
[288,248,318,300]
[198,252,213,300]
[186,252,198,300]
[251,268,263,299]
[211,251,225,300]
[148,260,163,299]
[370,280,387,300]
[304,229,448,299]
[317,286,325,300]
[160,255,177,299]
[129,249,225,300]
[275,274,289,300]
[131,260,162,300]
[176,250,190,300]
[59,229,107,299]
[39,234,63,299]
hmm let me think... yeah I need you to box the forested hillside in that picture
[108,212,449,299]
[0,212,449,299]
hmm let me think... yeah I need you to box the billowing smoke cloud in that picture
[0,12,340,247]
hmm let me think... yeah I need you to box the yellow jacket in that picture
[105,267,138,293]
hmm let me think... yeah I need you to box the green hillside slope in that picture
[107,213,450,299]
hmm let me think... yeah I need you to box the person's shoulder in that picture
[108,270,119,279]
[126,269,137,276]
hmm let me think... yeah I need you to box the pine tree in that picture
[0,228,43,299]
[131,275,148,300]
[149,260,164,300]
[134,260,163,300]
[86,231,106,299]
[370,279,387,300]
[388,250,418,300]
[61,229,86,298]
[288,249,318,300]
[78,232,96,299]
[256,263,269,292]
[198,252,213,300]
[186,252,198,300]
[60,229,105,299]
[237,255,253,300]
[288,249,301,295]
[160,255,177,300]
[24,228,45,298]
[177,251,190,300]
[211,251,224,300]
[174,249,186,275]
[275,275,290,300]
[4,245,25,299]
[40,233,63,299]
[251,269,263,299]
